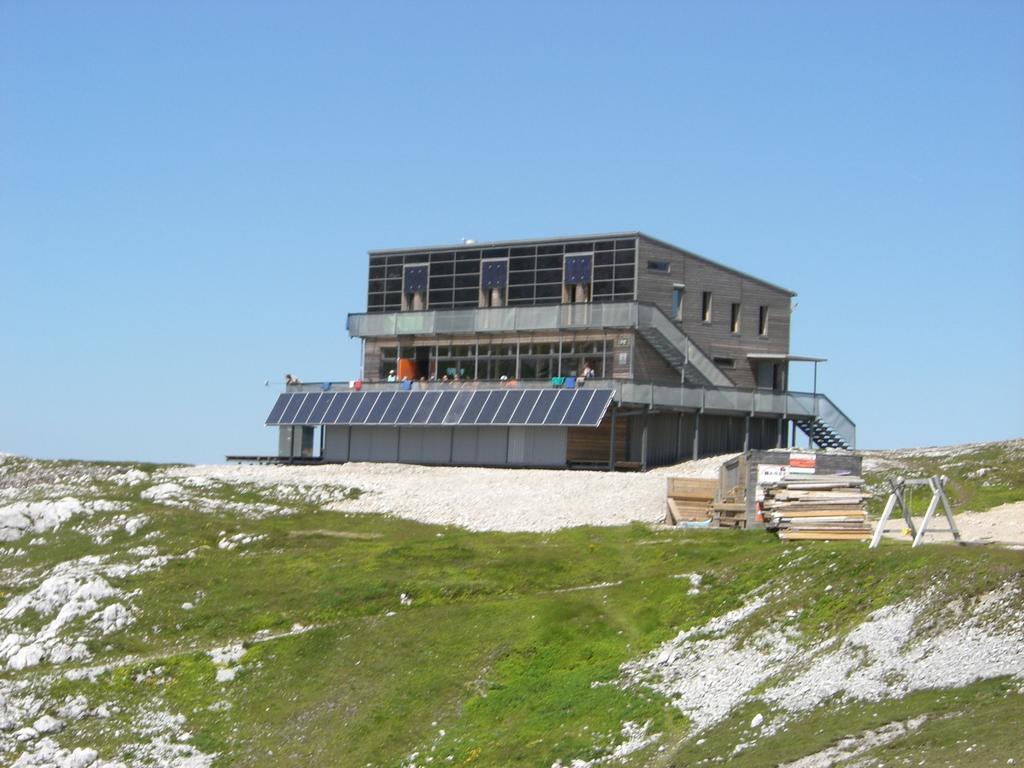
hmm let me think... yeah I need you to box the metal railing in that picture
[283,379,855,447]
[347,301,642,337]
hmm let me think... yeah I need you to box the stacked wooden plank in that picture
[714,485,747,529]
[664,478,717,525]
[761,474,871,540]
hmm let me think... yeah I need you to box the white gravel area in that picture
[166,454,737,532]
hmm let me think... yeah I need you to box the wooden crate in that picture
[665,477,718,525]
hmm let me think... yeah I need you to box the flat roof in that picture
[368,231,796,297]
[747,353,827,363]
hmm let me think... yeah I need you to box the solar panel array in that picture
[266,388,614,428]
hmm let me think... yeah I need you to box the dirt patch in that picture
[887,500,1024,547]
[287,529,383,540]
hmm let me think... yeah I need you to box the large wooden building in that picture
[264,232,854,469]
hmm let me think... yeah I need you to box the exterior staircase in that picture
[794,417,852,450]
[636,326,714,387]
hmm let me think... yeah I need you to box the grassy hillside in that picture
[1,451,1022,767]
[862,439,1024,515]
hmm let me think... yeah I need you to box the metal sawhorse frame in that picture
[869,475,962,548]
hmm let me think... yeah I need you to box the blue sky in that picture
[1,1,1022,464]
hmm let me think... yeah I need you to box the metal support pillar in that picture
[640,408,649,472]
[676,412,684,460]
[692,412,700,459]
[776,416,784,448]
[743,415,751,452]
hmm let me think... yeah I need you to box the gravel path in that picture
[167,454,736,532]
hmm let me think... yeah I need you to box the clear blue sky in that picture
[2,1,1022,464]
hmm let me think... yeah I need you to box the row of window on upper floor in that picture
[367,239,637,268]
[690,289,771,336]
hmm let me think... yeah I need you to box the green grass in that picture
[2,454,1023,767]
[864,440,1024,515]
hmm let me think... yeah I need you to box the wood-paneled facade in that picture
[290,232,845,470]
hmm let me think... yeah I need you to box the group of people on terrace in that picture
[384,362,597,389]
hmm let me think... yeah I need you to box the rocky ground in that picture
[0,441,1021,767]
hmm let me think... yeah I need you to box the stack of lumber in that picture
[762,474,871,541]
[665,478,717,525]
[714,485,747,529]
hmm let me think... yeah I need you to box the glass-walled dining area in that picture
[373,336,615,382]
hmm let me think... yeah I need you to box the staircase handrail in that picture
[634,303,734,387]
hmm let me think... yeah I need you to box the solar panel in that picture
[266,394,292,425]
[308,393,335,424]
[476,391,507,424]
[336,392,364,423]
[365,392,395,424]
[493,390,523,424]
[410,391,441,424]
[509,390,541,424]
[266,387,616,428]
[560,389,594,425]
[443,391,474,424]
[295,393,324,424]
[380,391,408,423]
[325,392,350,423]
[526,390,559,425]
[427,391,457,424]
[279,393,305,424]
[396,391,425,422]
[459,391,491,424]
[351,392,381,424]
[579,388,614,426]
[543,390,576,425]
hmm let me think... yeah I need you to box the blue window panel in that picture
[543,390,577,425]
[579,389,614,426]
[459,391,492,424]
[410,391,441,424]
[365,392,395,424]
[351,392,381,424]
[492,390,523,424]
[526,390,559,424]
[560,389,594,425]
[381,391,409,423]
[509,390,541,424]
[475,391,507,424]
[395,391,425,423]
[265,394,292,425]
[337,392,365,423]
[325,392,351,424]
[564,254,593,285]
[280,393,306,425]
[481,260,508,288]
[427,391,457,424]
[404,265,428,293]
[308,393,335,424]
[443,391,474,424]
[293,393,321,424]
